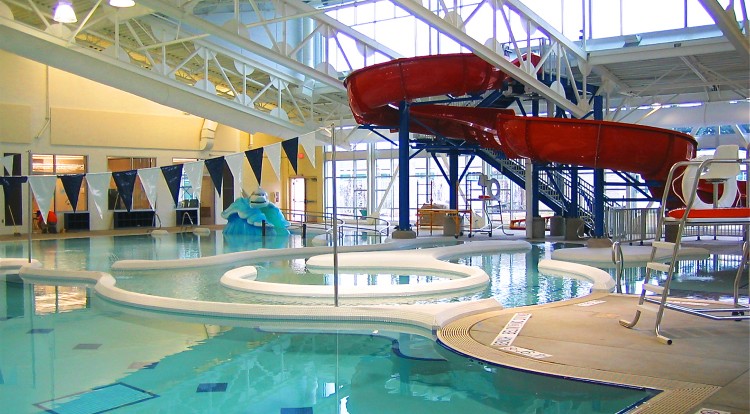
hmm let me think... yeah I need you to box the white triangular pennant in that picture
[0,155,14,175]
[184,160,205,198]
[85,172,112,220]
[300,132,317,166]
[28,175,57,221]
[137,167,161,210]
[265,142,282,181]
[225,152,244,186]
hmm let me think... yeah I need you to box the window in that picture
[107,157,155,210]
[173,158,199,208]
[31,154,87,212]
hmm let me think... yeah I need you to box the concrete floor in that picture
[440,287,749,414]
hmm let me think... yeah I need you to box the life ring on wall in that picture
[479,174,502,200]
[681,156,738,208]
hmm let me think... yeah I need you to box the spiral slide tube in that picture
[345,53,700,199]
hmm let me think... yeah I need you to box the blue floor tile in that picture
[196,383,227,393]
[34,382,157,414]
[74,343,102,350]
[128,361,159,370]
[281,408,313,414]
[27,328,53,334]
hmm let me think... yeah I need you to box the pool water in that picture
[107,244,591,307]
[0,280,657,414]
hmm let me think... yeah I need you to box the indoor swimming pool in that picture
[0,231,660,413]
[0,285,659,413]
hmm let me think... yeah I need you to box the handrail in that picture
[280,208,391,245]
[179,211,194,232]
[152,212,162,229]
[611,239,624,293]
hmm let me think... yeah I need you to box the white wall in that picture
[0,50,253,235]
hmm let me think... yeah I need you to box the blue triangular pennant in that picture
[204,157,225,197]
[245,148,264,184]
[112,170,138,211]
[282,137,299,174]
[0,176,27,226]
[160,164,183,207]
[59,174,84,212]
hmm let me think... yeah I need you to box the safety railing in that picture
[606,207,661,245]
[283,209,391,246]
[606,206,747,244]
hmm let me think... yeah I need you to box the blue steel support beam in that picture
[398,101,411,231]
[531,98,541,217]
[593,95,605,237]
[449,151,459,210]
[531,163,540,217]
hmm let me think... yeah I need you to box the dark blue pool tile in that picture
[129,361,159,370]
[0,368,4,384]
[281,408,313,414]
[34,382,158,414]
[0,316,12,321]
[196,383,227,393]
[27,328,53,334]
[74,343,102,350]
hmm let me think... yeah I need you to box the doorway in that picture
[289,177,306,222]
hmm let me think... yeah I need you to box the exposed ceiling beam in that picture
[589,36,735,65]
[698,0,750,64]
[0,20,307,138]
[280,0,403,60]
[389,0,588,118]
[135,0,346,91]
[501,0,587,61]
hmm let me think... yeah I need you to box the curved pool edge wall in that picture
[538,259,615,292]
[16,264,504,332]
[550,245,711,267]
[220,262,489,299]
[111,235,464,270]
[0,258,42,272]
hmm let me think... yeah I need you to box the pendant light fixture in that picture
[52,0,77,23]
[109,0,135,7]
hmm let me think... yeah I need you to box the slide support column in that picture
[395,100,414,236]
[449,151,459,210]
[593,95,605,237]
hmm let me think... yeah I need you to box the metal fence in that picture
[606,207,661,245]
[606,207,748,244]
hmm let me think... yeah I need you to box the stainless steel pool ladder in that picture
[179,211,195,232]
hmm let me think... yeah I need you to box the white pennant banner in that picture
[300,132,317,166]
[28,175,57,222]
[224,152,244,186]
[265,142,282,181]
[86,172,112,220]
[0,155,14,174]
[137,167,161,210]
[184,160,205,198]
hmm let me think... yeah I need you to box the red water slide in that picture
[344,53,701,202]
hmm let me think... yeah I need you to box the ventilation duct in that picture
[200,119,217,150]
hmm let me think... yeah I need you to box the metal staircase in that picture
[478,148,624,231]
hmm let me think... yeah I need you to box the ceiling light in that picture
[53,0,77,23]
[109,0,135,7]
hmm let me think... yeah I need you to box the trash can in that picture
[549,216,564,236]
[443,214,464,237]
[531,216,546,238]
